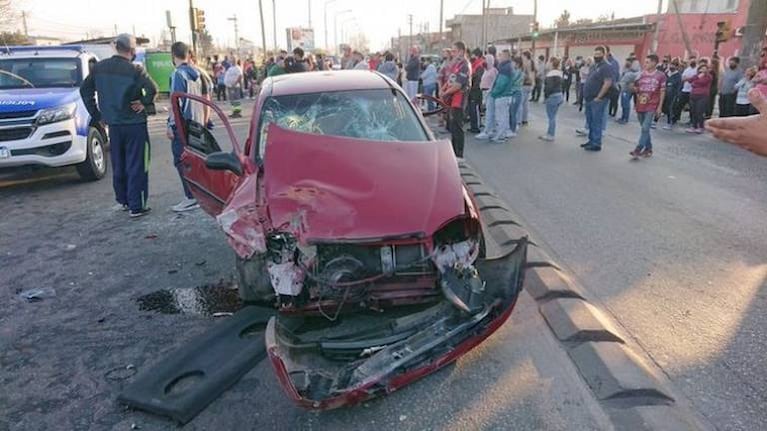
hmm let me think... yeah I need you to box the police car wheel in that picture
[76,127,107,181]
[235,255,275,305]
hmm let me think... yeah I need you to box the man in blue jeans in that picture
[581,46,613,152]
[167,41,205,212]
[630,54,666,158]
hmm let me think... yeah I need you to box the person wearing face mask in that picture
[685,64,713,133]
[719,56,743,118]
[580,46,614,151]
[80,33,158,218]
[675,56,698,125]
[662,59,682,129]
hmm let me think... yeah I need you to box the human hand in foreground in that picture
[705,89,767,157]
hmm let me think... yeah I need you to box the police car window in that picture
[257,89,428,160]
[0,58,81,89]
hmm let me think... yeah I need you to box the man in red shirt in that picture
[440,41,471,158]
[630,54,666,159]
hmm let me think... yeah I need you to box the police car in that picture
[0,45,107,180]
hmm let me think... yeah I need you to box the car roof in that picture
[268,70,395,97]
[1,50,83,59]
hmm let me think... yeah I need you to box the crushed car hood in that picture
[263,124,465,242]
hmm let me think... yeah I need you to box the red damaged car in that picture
[171,70,527,409]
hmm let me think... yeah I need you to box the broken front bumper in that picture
[265,238,528,410]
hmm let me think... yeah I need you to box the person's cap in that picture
[115,33,137,52]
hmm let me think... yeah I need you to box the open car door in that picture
[170,92,250,216]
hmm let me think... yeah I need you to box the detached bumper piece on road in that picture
[265,239,527,410]
[117,306,274,424]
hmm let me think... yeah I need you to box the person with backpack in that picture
[166,42,206,212]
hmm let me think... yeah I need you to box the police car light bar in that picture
[0,45,86,55]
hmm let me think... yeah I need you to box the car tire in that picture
[236,254,275,304]
[76,127,107,181]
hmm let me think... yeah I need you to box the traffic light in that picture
[194,9,206,32]
[531,21,540,39]
[715,20,732,43]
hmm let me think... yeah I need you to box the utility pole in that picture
[324,0,337,51]
[308,0,312,28]
[741,0,767,68]
[114,24,118,36]
[438,0,443,49]
[531,0,537,54]
[22,11,28,37]
[272,0,277,52]
[228,16,239,55]
[671,0,692,56]
[259,0,267,62]
[651,0,663,53]
[166,11,176,44]
[408,14,413,51]
[398,27,402,60]
[188,0,197,55]
[481,0,487,51]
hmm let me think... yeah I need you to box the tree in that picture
[0,31,28,45]
[198,29,214,58]
[574,18,593,26]
[554,10,571,28]
[0,0,17,29]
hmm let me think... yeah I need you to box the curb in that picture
[458,161,703,431]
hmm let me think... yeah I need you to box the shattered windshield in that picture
[257,89,428,157]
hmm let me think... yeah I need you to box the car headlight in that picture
[36,103,76,126]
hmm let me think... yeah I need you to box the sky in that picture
[13,0,665,51]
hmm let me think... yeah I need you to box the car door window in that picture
[181,98,236,155]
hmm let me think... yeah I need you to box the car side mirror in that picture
[205,151,242,176]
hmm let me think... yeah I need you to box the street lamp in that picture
[334,9,352,54]
[340,17,356,46]
[324,0,337,51]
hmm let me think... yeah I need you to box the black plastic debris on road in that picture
[117,306,275,424]
[136,281,242,317]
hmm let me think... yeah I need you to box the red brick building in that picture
[495,0,763,62]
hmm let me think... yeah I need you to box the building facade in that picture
[495,0,764,64]
[446,7,533,51]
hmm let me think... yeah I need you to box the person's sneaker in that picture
[580,142,592,148]
[538,135,554,142]
[112,203,129,212]
[685,128,697,133]
[662,124,673,130]
[650,122,657,129]
[575,128,588,136]
[476,132,491,140]
[172,198,200,213]
[695,128,705,134]
[468,128,481,133]
[503,131,517,139]
[490,135,506,143]
[521,121,529,126]
[583,145,602,152]
[630,149,642,159]
[129,207,152,218]
[616,119,627,124]
[641,148,653,158]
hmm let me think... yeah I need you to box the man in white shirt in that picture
[674,57,698,125]
[224,60,244,118]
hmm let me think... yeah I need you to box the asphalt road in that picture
[1,100,615,430]
[456,99,767,431]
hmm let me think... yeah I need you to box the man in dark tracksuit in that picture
[80,34,158,218]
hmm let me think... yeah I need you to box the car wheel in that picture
[236,254,275,304]
[76,127,107,181]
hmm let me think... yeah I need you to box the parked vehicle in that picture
[0,46,107,180]
[170,70,527,409]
